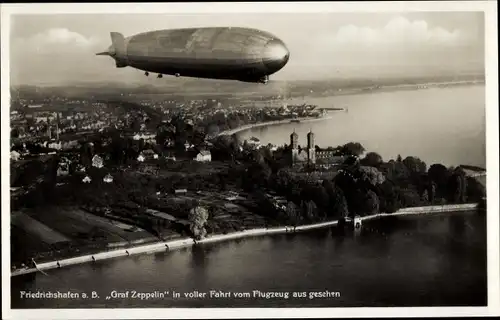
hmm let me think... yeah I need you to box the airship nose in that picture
[262,38,290,73]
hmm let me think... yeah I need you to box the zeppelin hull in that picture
[99,27,290,83]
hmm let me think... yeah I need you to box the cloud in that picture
[13,28,101,54]
[10,28,109,85]
[326,16,463,50]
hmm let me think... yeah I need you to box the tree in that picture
[303,200,318,222]
[322,179,335,195]
[448,168,468,203]
[403,156,427,174]
[341,142,365,157]
[333,170,369,217]
[218,173,227,191]
[11,128,19,138]
[286,201,301,225]
[156,122,173,147]
[207,124,220,137]
[429,163,450,188]
[397,187,423,208]
[274,169,293,194]
[377,180,400,213]
[252,150,266,165]
[330,186,349,218]
[383,160,411,187]
[191,129,206,146]
[130,117,141,132]
[427,181,436,203]
[363,190,380,215]
[80,142,95,168]
[361,152,383,167]
[466,177,486,202]
[359,166,386,185]
[260,146,273,162]
[421,189,429,203]
[188,206,209,240]
[110,136,126,165]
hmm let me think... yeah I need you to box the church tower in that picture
[307,129,316,165]
[290,130,299,164]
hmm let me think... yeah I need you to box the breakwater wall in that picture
[361,203,479,221]
[218,116,333,137]
[11,203,478,277]
[361,203,477,220]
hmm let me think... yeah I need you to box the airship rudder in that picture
[96,32,128,68]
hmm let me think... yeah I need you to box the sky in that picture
[9,11,485,85]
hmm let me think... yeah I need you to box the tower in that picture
[307,129,316,165]
[307,129,315,149]
[290,129,299,164]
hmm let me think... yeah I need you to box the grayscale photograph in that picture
[2,2,498,318]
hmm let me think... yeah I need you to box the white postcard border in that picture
[1,1,498,319]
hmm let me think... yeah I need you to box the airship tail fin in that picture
[110,32,126,55]
[109,32,127,68]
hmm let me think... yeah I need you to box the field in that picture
[10,206,163,267]
[61,207,157,242]
[11,211,71,244]
[11,225,54,264]
[170,190,269,231]
[25,208,121,244]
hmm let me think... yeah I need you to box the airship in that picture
[96,27,290,84]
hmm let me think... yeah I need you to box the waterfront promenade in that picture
[11,203,480,277]
[217,115,334,136]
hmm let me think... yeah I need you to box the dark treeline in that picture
[12,125,486,237]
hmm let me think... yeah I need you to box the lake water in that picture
[11,211,486,308]
[238,85,486,168]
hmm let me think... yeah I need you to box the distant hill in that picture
[11,73,485,101]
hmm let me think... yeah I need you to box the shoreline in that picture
[11,203,479,277]
[216,80,484,137]
[218,115,334,137]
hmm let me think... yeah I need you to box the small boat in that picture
[290,119,301,123]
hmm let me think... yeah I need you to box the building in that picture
[165,155,177,161]
[61,140,79,150]
[175,189,187,195]
[48,140,62,150]
[10,150,21,161]
[246,137,261,148]
[163,151,177,161]
[290,129,344,168]
[92,155,104,168]
[57,163,69,177]
[103,174,113,183]
[184,142,195,151]
[194,150,211,162]
[82,176,92,183]
[132,132,156,143]
[142,149,158,160]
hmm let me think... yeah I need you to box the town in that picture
[9,88,486,273]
